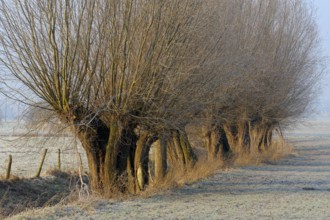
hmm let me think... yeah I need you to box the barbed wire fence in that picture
[0,134,88,179]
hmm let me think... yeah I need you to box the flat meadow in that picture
[0,121,88,178]
[1,116,330,219]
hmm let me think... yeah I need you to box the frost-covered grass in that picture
[0,121,88,178]
[3,119,330,219]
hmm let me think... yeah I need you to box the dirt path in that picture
[10,120,330,219]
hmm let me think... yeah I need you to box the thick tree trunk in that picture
[219,127,231,157]
[224,124,239,155]
[84,147,105,191]
[75,116,138,194]
[134,132,148,191]
[167,138,185,173]
[224,121,253,157]
[248,121,261,155]
[259,124,273,152]
[115,124,138,192]
[134,132,156,191]
[171,132,186,171]
[204,125,230,160]
[103,122,120,192]
[248,119,275,154]
[76,121,108,192]
[210,130,220,158]
[179,131,197,168]
[126,154,136,193]
[153,136,167,182]
[167,130,197,171]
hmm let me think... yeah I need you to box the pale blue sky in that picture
[312,0,330,112]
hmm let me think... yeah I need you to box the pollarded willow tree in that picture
[0,0,221,193]
[201,0,322,159]
[0,0,322,195]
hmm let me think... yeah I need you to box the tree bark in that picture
[259,124,273,152]
[84,145,105,191]
[103,122,121,192]
[75,116,138,194]
[204,125,230,160]
[224,124,239,155]
[134,132,156,191]
[171,132,186,171]
[167,138,184,172]
[153,136,167,182]
[76,118,108,192]
[248,119,275,154]
[168,130,197,171]
[179,131,197,168]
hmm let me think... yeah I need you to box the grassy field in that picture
[1,118,330,219]
[0,121,88,178]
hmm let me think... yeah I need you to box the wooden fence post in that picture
[58,148,61,170]
[78,152,84,171]
[35,149,48,178]
[6,155,12,179]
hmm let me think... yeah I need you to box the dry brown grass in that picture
[233,139,295,166]
[0,138,295,218]
[262,140,296,162]
[142,152,225,198]
[123,138,294,198]
[0,170,82,219]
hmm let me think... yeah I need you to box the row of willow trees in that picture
[0,0,322,194]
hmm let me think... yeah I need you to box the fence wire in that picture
[0,134,88,178]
